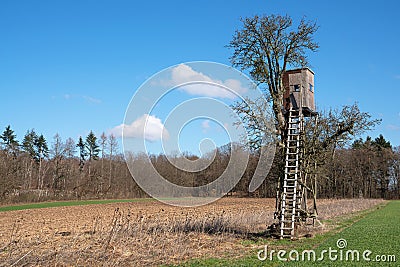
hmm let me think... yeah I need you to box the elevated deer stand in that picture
[274,68,319,239]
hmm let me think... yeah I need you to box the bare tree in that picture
[64,137,76,158]
[228,14,319,144]
[301,104,381,202]
[50,133,66,190]
[108,134,118,189]
[228,14,380,184]
[100,132,107,179]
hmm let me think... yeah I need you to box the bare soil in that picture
[0,198,384,266]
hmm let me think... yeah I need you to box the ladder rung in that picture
[282,213,296,216]
[285,164,298,167]
[283,188,296,191]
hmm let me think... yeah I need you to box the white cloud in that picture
[168,64,248,99]
[201,120,210,129]
[83,95,101,104]
[110,114,169,142]
[388,124,400,131]
[62,94,101,104]
[201,120,211,133]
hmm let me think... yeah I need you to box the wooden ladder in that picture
[279,108,303,238]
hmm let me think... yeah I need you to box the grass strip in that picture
[170,201,392,267]
[0,198,153,212]
[280,200,400,266]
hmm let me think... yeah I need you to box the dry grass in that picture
[0,198,384,266]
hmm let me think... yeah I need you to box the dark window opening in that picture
[293,84,300,92]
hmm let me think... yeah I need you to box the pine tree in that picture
[1,125,19,155]
[22,129,38,160]
[35,134,49,160]
[77,136,86,171]
[372,134,392,150]
[85,131,100,161]
[22,130,48,189]
[35,134,48,190]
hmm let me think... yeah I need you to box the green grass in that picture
[283,200,400,267]
[0,198,154,212]
[169,201,398,267]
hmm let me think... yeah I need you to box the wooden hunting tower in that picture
[276,67,318,239]
[283,68,315,116]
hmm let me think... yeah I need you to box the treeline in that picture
[322,135,399,199]
[0,126,144,203]
[0,125,399,203]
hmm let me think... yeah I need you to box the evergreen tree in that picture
[35,134,48,190]
[372,134,392,150]
[352,138,364,149]
[77,136,86,171]
[35,134,49,160]
[22,129,38,160]
[85,131,100,161]
[1,125,19,155]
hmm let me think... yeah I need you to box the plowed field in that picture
[0,198,384,266]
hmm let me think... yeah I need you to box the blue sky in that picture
[1,0,399,155]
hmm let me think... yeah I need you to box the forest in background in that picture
[0,124,398,204]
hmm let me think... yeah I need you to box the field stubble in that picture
[0,198,384,266]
